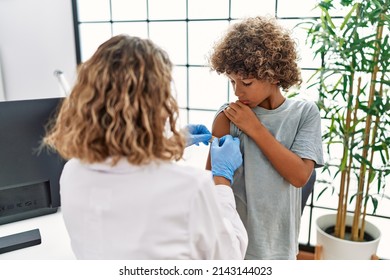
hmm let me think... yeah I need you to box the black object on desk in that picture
[0,98,65,255]
[0,228,41,254]
[0,97,66,226]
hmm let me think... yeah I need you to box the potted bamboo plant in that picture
[303,0,389,259]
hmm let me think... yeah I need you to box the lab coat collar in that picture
[82,158,167,174]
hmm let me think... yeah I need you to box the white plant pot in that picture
[316,213,381,260]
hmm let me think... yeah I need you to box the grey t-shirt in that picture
[215,98,324,259]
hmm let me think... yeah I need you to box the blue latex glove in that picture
[185,124,212,147]
[210,135,243,185]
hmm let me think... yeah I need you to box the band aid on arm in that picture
[209,135,216,143]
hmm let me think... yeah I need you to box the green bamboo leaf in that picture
[353,154,372,167]
[349,193,358,203]
[340,3,359,30]
[316,187,329,200]
[333,76,343,93]
[379,79,390,86]
[377,173,382,193]
[341,0,353,6]
[333,169,341,180]
[368,170,377,184]
[307,68,323,83]
[371,0,382,10]
[371,196,378,214]
[382,142,390,160]
[319,0,334,10]
[324,9,336,29]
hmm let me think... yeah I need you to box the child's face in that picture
[227,73,279,108]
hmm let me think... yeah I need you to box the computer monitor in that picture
[0,97,66,226]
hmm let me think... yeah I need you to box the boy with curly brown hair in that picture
[206,16,324,259]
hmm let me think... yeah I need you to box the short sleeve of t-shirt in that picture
[290,101,324,168]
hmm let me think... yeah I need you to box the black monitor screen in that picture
[0,97,66,225]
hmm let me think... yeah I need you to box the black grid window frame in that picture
[71,0,390,256]
[71,0,324,134]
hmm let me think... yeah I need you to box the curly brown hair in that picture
[44,35,185,165]
[209,16,301,90]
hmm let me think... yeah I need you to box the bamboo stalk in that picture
[351,12,385,241]
[337,2,359,240]
[335,72,354,238]
[359,79,384,241]
[340,77,361,239]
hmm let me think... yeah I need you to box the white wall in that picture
[0,0,77,100]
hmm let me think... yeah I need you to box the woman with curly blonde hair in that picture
[206,16,324,259]
[45,35,248,259]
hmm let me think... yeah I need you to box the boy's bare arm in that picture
[205,112,230,171]
[251,123,314,187]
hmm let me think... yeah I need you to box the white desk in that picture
[0,209,75,259]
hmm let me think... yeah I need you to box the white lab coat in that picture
[59,158,248,259]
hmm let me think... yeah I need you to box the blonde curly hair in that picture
[44,35,185,165]
[209,16,301,90]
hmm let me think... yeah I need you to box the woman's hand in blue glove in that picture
[210,135,243,185]
[185,124,212,147]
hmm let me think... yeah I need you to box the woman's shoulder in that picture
[62,158,214,194]
[62,158,81,172]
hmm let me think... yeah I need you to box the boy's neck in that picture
[259,87,285,110]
